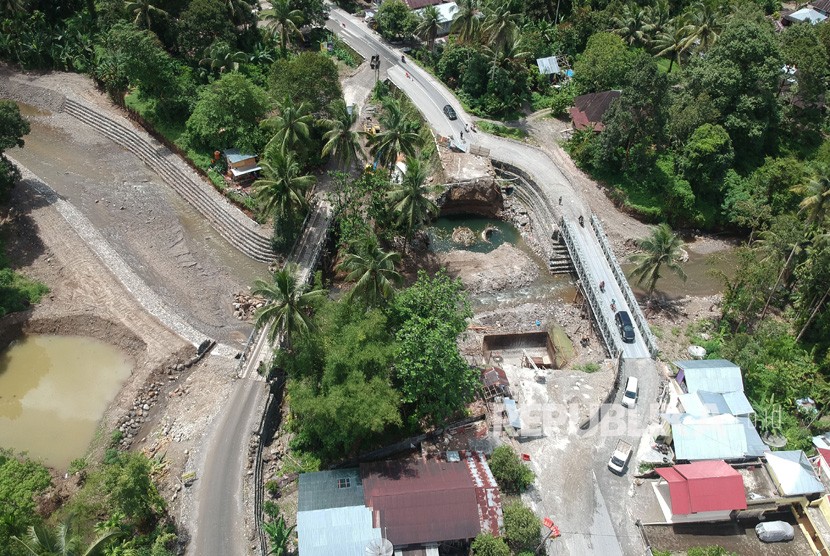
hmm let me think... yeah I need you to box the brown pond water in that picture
[0,335,132,468]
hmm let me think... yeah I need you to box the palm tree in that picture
[682,1,721,53]
[253,148,315,221]
[610,4,649,47]
[368,98,423,169]
[760,170,830,319]
[791,170,830,228]
[253,263,325,349]
[628,223,687,296]
[200,42,247,74]
[262,98,313,153]
[451,0,479,44]
[319,100,363,170]
[225,0,254,25]
[482,3,521,50]
[483,34,529,80]
[652,22,690,73]
[337,238,402,307]
[13,519,120,556]
[123,0,168,32]
[263,0,304,57]
[1,0,26,15]
[387,158,438,252]
[416,5,442,52]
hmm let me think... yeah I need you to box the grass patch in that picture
[573,362,601,373]
[0,267,48,316]
[477,121,528,140]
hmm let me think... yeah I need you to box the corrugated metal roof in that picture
[299,469,364,511]
[786,7,827,23]
[656,460,746,515]
[536,56,560,75]
[674,359,744,394]
[813,0,830,14]
[223,149,256,164]
[569,90,620,131]
[361,453,501,546]
[671,414,767,461]
[504,398,521,429]
[297,505,381,556]
[679,391,754,417]
[765,450,825,496]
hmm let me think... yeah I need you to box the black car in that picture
[615,311,636,343]
[443,104,457,120]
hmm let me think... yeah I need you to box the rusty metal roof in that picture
[360,452,502,547]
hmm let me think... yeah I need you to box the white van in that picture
[622,376,638,408]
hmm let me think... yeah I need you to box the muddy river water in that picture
[0,335,132,468]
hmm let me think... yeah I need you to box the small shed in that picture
[223,149,261,184]
[536,56,560,75]
[765,450,826,497]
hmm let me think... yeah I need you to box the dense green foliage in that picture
[488,445,535,494]
[503,501,540,552]
[0,101,29,199]
[0,450,51,555]
[375,0,417,42]
[471,533,511,556]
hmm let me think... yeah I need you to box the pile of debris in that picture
[116,380,165,450]
[233,292,266,321]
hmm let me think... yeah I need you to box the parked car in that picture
[756,521,794,543]
[615,311,636,343]
[622,376,639,409]
[608,439,633,474]
[443,104,457,120]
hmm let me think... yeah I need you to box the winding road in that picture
[327,9,657,554]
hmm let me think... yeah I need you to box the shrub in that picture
[471,532,510,556]
[489,445,534,494]
[503,501,541,552]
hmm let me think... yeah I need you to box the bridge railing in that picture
[559,217,621,358]
[590,214,659,358]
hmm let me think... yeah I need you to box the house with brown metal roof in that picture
[568,90,621,132]
[403,0,447,10]
[296,452,503,554]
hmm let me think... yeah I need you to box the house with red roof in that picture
[652,460,747,523]
[296,452,503,555]
[568,90,621,132]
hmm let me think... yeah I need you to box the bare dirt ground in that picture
[0,69,270,539]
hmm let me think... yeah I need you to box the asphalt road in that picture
[329,9,658,554]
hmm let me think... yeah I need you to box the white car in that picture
[622,376,638,409]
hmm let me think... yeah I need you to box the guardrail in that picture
[559,217,621,358]
[590,214,659,358]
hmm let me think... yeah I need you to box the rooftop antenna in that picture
[365,538,394,556]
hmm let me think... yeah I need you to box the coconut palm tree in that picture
[13,519,121,556]
[225,0,254,26]
[416,5,442,52]
[262,98,313,153]
[610,4,649,47]
[652,22,690,72]
[253,263,325,349]
[791,170,830,229]
[387,158,438,252]
[483,34,529,80]
[123,0,168,32]
[319,99,363,171]
[253,148,314,221]
[337,237,402,307]
[628,223,687,296]
[200,42,247,74]
[451,0,479,44]
[1,0,26,15]
[263,0,304,57]
[482,2,521,50]
[682,1,721,53]
[368,98,423,169]
[759,170,830,319]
